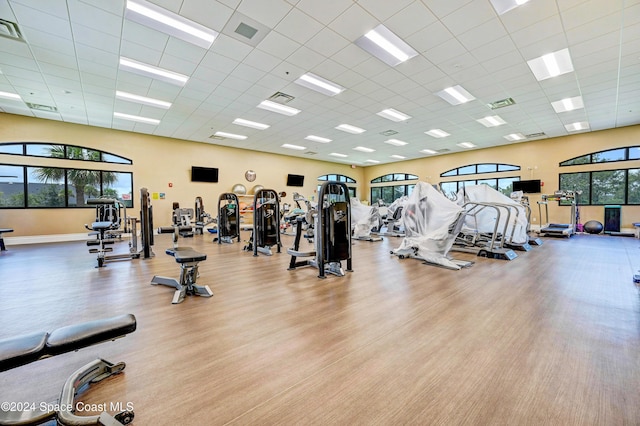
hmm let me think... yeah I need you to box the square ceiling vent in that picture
[221,11,270,47]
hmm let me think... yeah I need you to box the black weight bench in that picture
[0,228,13,251]
[151,226,213,304]
[0,314,136,426]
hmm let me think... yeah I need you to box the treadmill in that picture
[537,190,577,237]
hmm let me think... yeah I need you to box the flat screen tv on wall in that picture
[286,174,304,187]
[512,179,541,193]
[191,166,219,183]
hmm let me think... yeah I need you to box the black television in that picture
[191,166,219,183]
[286,174,304,187]
[512,179,541,193]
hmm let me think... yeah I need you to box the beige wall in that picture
[2,113,640,237]
[0,114,364,237]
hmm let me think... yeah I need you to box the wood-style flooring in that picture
[0,231,639,425]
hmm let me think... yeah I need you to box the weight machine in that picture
[216,192,241,244]
[287,181,353,278]
[244,188,281,256]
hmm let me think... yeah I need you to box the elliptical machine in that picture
[287,181,353,278]
[216,193,241,244]
[244,188,282,256]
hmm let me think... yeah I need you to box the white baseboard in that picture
[4,233,135,245]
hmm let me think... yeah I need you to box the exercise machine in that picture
[0,314,136,426]
[287,181,353,278]
[351,199,383,242]
[85,189,154,267]
[85,198,139,268]
[151,224,213,304]
[0,228,13,251]
[171,203,198,237]
[216,193,240,244]
[194,196,214,235]
[244,189,281,256]
[537,190,577,237]
[452,202,518,260]
[510,191,542,246]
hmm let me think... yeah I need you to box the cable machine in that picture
[216,192,241,244]
[244,188,281,256]
[287,181,353,278]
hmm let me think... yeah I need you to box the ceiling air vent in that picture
[525,132,546,138]
[0,19,24,41]
[208,134,224,140]
[488,97,515,109]
[268,92,295,104]
[380,130,398,136]
[26,102,58,112]
[304,151,317,155]
[235,22,258,40]
[436,148,450,153]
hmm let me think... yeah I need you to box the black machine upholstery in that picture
[0,314,136,372]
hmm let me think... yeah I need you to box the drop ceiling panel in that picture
[384,1,437,38]
[275,7,323,44]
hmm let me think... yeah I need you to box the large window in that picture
[438,177,520,199]
[560,168,640,205]
[370,173,418,204]
[317,174,356,199]
[0,142,132,164]
[1,164,133,208]
[560,146,640,166]
[440,163,520,177]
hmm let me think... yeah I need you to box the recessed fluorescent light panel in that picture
[282,144,306,150]
[565,122,590,132]
[232,118,269,130]
[125,0,218,49]
[295,73,344,96]
[504,133,526,141]
[527,48,574,81]
[0,91,22,100]
[490,0,530,15]
[365,159,380,164]
[457,142,476,149]
[257,100,301,116]
[330,152,348,158]
[551,96,584,113]
[477,115,507,127]
[425,129,450,138]
[335,124,365,134]
[377,108,411,122]
[214,131,247,140]
[353,146,375,153]
[420,149,437,154]
[390,155,406,159]
[113,112,160,125]
[435,85,475,105]
[115,91,171,109]
[119,57,189,86]
[355,24,418,67]
[305,135,332,143]
[385,139,408,146]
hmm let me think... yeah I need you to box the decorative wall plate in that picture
[245,170,256,182]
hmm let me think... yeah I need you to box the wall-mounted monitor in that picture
[191,166,219,183]
[512,179,541,193]
[286,174,304,187]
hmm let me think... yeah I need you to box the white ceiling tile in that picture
[425,0,475,19]
[237,0,293,28]
[385,1,437,38]
[440,1,496,36]
[424,37,467,66]
[406,21,453,54]
[295,0,353,26]
[356,0,414,21]
[257,30,301,60]
[180,0,234,32]
[275,7,323,44]
[304,27,349,57]
[328,3,378,42]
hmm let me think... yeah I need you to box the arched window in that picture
[560,146,640,166]
[0,143,134,209]
[440,163,519,177]
[317,174,356,198]
[369,173,419,204]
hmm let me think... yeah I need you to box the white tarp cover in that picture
[393,182,465,269]
[350,199,380,238]
[456,184,528,244]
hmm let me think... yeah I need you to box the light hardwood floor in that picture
[1,231,639,425]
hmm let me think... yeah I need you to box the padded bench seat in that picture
[165,247,207,263]
[0,314,136,372]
